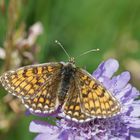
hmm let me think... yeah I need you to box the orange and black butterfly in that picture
[0,41,121,123]
[0,57,121,123]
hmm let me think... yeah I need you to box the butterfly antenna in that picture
[55,40,70,59]
[76,48,100,59]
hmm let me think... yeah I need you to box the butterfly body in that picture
[0,59,121,123]
[59,62,76,104]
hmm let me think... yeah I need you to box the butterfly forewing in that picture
[0,63,62,113]
[76,69,121,118]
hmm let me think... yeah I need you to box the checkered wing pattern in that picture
[62,78,91,122]
[76,69,121,118]
[0,63,62,113]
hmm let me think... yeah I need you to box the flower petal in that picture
[129,101,140,117]
[25,109,31,116]
[101,72,130,93]
[58,130,69,140]
[121,87,139,105]
[127,118,140,128]
[130,127,140,139]
[109,137,128,140]
[29,120,58,133]
[130,135,140,140]
[109,72,130,92]
[115,84,132,103]
[93,58,119,79]
[34,133,59,140]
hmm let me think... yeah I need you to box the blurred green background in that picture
[0,0,140,140]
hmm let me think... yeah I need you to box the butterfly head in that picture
[68,57,75,64]
[67,57,76,68]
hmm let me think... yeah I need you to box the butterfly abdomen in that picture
[59,63,76,104]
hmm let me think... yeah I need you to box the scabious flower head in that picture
[29,59,140,140]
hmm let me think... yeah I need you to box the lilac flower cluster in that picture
[29,59,140,140]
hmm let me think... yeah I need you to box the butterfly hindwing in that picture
[62,78,91,122]
[76,69,121,118]
[23,70,61,113]
[0,63,62,113]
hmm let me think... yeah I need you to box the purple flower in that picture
[29,58,140,140]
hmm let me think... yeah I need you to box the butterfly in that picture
[0,57,121,123]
